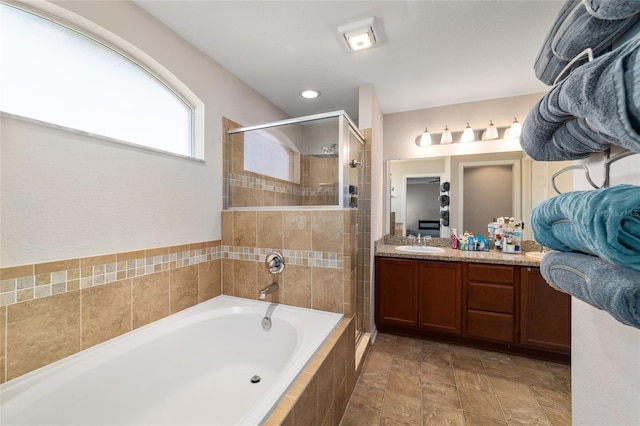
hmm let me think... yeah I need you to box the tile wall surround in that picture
[264,315,364,426]
[221,208,358,316]
[0,241,223,383]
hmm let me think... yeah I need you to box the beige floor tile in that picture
[394,344,422,362]
[388,370,421,398]
[350,383,386,410]
[341,404,380,425]
[391,355,421,376]
[382,391,422,425]
[359,368,390,391]
[541,406,572,426]
[422,362,456,386]
[379,416,414,425]
[463,411,508,426]
[422,382,461,411]
[482,358,522,381]
[340,336,572,426]
[451,353,486,374]
[530,385,572,412]
[454,370,492,392]
[458,389,504,421]
[488,376,537,404]
[423,408,464,426]
[365,349,394,371]
[422,348,453,368]
[372,338,396,354]
[517,365,568,392]
[498,395,551,425]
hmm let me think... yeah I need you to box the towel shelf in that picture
[551,147,638,194]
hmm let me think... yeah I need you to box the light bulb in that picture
[460,123,475,143]
[484,120,499,140]
[440,125,453,144]
[507,117,522,139]
[416,127,432,146]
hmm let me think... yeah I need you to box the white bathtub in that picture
[0,295,342,425]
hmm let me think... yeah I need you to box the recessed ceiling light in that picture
[338,17,379,52]
[300,90,320,99]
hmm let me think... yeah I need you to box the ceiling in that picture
[134,0,563,123]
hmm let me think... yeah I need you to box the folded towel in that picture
[535,0,640,85]
[587,0,640,20]
[522,35,640,160]
[541,251,640,328]
[531,184,640,270]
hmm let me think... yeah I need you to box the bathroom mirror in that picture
[385,151,573,241]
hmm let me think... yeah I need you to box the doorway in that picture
[405,176,441,237]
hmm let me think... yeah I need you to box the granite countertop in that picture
[375,242,542,267]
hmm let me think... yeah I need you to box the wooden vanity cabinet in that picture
[419,261,462,335]
[375,256,571,362]
[375,257,419,326]
[465,263,517,344]
[375,257,462,334]
[520,267,571,353]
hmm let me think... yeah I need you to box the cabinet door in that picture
[520,267,571,353]
[418,261,462,335]
[375,257,419,327]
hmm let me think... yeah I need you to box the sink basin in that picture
[525,252,546,260]
[395,245,445,254]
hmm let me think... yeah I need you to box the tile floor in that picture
[340,333,571,425]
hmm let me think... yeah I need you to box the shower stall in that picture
[226,111,368,343]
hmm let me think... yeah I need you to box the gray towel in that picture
[541,251,640,329]
[522,35,640,160]
[535,0,640,85]
[587,0,640,20]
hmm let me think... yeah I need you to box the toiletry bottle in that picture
[451,228,458,249]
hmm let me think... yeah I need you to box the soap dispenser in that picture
[451,228,458,249]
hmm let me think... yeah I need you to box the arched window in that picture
[0,3,196,158]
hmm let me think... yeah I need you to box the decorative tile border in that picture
[0,244,341,307]
[223,246,342,269]
[0,245,223,307]
[230,173,302,195]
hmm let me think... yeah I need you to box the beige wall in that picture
[382,93,543,161]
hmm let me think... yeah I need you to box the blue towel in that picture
[531,185,640,270]
[541,251,640,329]
[522,35,640,160]
[535,0,640,85]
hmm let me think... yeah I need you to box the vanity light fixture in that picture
[300,89,320,99]
[460,123,475,143]
[440,125,453,144]
[505,117,523,139]
[416,127,432,146]
[483,120,499,140]
[338,17,379,52]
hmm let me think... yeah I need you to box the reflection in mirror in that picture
[385,152,574,242]
[405,176,441,237]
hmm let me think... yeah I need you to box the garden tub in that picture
[0,295,342,425]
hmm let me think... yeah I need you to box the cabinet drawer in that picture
[467,264,514,284]
[467,310,514,343]
[468,282,514,313]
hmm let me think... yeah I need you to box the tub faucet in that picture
[259,282,279,300]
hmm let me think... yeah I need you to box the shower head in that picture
[312,143,339,158]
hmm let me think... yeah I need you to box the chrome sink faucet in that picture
[259,282,279,300]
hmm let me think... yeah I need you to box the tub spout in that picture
[259,282,279,300]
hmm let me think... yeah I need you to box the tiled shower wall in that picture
[221,209,358,316]
[0,242,223,383]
